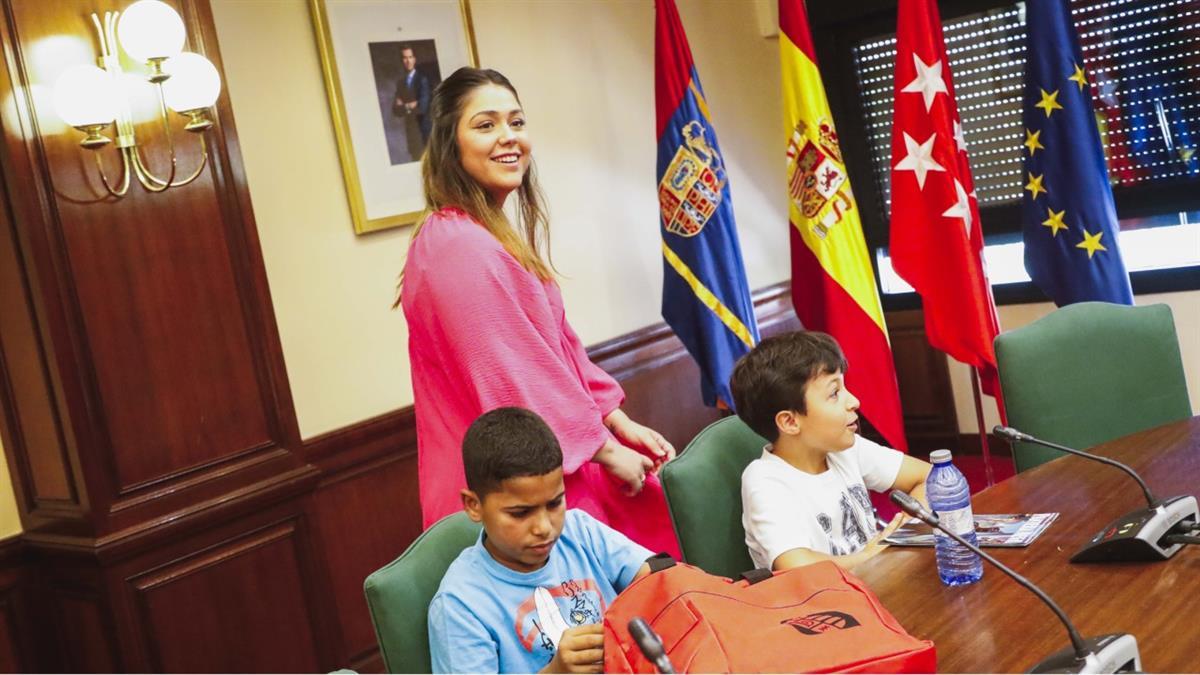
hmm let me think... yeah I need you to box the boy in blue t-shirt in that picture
[428,407,655,674]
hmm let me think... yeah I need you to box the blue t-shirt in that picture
[428,509,653,673]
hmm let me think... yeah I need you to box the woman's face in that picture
[456,83,531,205]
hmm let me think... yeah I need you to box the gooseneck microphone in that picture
[992,426,1156,505]
[889,490,1141,674]
[993,425,1199,563]
[628,616,675,674]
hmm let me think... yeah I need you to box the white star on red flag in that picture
[941,178,973,235]
[894,132,946,189]
[900,53,948,112]
[953,119,967,153]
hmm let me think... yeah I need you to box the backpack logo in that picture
[782,611,861,635]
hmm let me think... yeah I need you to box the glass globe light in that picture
[161,52,221,113]
[117,0,185,62]
[52,64,117,128]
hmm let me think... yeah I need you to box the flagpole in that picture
[969,366,996,487]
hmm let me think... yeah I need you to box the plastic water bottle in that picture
[926,449,983,586]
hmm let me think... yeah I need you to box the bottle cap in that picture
[930,449,952,464]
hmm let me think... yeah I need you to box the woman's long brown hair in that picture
[395,68,553,306]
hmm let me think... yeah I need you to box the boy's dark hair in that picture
[462,407,563,498]
[730,331,849,441]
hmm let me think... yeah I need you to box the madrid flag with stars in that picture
[888,0,1002,397]
[780,0,907,451]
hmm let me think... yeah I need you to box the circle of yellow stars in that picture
[1023,61,1109,260]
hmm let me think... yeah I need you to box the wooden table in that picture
[854,417,1200,673]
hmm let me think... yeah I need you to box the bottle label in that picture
[936,505,975,536]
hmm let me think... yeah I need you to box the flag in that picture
[655,0,759,408]
[888,0,1002,398]
[779,0,907,451]
[1022,0,1133,306]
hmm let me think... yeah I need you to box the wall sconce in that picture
[52,0,221,197]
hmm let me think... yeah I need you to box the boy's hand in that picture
[542,623,605,673]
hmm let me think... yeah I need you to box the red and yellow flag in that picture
[780,0,907,451]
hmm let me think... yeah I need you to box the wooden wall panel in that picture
[0,539,31,672]
[885,309,960,453]
[53,591,120,672]
[310,451,420,666]
[127,520,321,672]
[0,151,77,513]
[5,0,278,496]
[0,0,308,539]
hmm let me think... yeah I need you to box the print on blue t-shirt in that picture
[428,509,653,674]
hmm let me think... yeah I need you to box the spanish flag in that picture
[779,0,907,451]
[656,0,759,408]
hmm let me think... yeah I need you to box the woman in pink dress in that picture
[399,67,681,557]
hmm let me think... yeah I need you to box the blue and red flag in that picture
[655,0,758,408]
[1022,0,1133,306]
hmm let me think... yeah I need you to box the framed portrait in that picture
[310,0,478,234]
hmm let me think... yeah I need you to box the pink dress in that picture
[401,208,680,557]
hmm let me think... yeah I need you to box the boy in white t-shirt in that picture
[731,331,932,571]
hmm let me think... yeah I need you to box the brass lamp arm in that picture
[127,86,179,192]
[68,8,216,199]
[92,144,131,198]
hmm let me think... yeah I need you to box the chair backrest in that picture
[995,301,1191,472]
[364,511,481,673]
[661,416,767,578]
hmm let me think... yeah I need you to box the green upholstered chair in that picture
[364,511,481,673]
[661,416,768,578]
[994,301,1192,473]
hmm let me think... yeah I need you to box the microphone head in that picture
[628,616,664,654]
[889,489,919,514]
[993,425,1029,442]
[889,490,937,525]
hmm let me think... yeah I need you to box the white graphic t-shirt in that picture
[741,434,904,569]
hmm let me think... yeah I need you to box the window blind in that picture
[851,0,1200,212]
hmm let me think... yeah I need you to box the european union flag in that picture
[656,0,758,407]
[1022,0,1133,306]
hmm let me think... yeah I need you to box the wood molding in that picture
[588,281,794,376]
[305,407,416,478]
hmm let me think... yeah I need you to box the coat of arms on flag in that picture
[786,119,854,239]
[658,121,726,237]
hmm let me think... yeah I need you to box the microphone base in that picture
[1027,633,1140,673]
[1070,495,1198,563]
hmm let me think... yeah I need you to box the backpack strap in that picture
[646,552,677,574]
[739,568,773,585]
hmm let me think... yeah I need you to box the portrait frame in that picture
[310,0,479,234]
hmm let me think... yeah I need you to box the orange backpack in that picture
[603,558,936,673]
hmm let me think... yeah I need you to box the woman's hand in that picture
[593,438,654,496]
[603,410,676,471]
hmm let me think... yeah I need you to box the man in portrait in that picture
[394,45,432,161]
